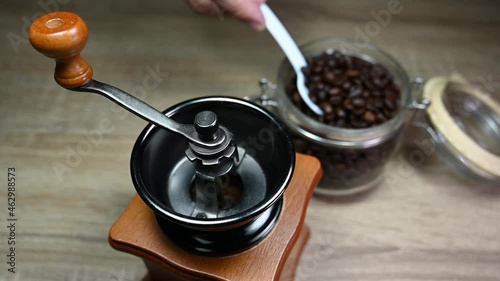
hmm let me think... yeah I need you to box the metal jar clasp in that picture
[244,78,279,109]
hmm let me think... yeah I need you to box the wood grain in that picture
[0,0,499,280]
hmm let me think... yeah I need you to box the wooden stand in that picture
[109,154,322,281]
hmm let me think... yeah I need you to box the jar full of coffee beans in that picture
[252,38,413,195]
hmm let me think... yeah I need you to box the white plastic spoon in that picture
[260,4,323,116]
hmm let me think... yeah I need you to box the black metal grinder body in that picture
[132,97,295,256]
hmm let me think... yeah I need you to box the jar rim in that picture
[276,37,412,148]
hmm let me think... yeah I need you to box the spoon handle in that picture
[260,4,307,73]
[261,4,323,115]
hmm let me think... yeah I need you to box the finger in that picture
[216,0,267,31]
[188,0,218,15]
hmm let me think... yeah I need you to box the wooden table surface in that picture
[1,1,499,280]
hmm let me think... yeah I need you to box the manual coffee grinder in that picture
[29,12,322,281]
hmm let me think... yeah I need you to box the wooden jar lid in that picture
[423,75,500,178]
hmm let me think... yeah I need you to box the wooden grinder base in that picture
[109,154,322,281]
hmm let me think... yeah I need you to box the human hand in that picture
[187,0,267,31]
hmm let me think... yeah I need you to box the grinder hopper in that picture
[131,96,295,255]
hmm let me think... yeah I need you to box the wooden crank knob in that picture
[29,12,93,88]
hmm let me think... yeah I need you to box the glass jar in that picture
[255,37,413,195]
[248,37,500,195]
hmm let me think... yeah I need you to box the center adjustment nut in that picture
[195,111,219,140]
[186,110,237,167]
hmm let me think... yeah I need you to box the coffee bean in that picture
[329,87,343,96]
[329,95,343,105]
[373,78,385,88]
[320,101,333,115]
[315,58,325,67]
[346,69,360,78]
[376,113,387,122]
[360,71,370,80]
[352,107,366,116]
[325,113,336,122]
[337,56,347,66]
[348,85,363,98]
[343,99,354,111]
[388,84,400,92]
[333,75,347,86]
[374,98,384,109]
[336,108,346,119]
[310,95,318,103]
[327,59,336,68]
[352,98,366,108]
[317,90,327,101]
[366,103,376,111]
[364,111,376,124]
[315,82,326,91]
[333,68,344,75]
[364,80,375,90]
[384,108,395,118]
[310,75,322,83]
[292,91,301,104]
[312,66,323,74]
[342,81,352,91]
[352,78,363,86]
[335,119,346,127]
[371,65,387,78]
[323,72,336,83]
[385,89,398,102]
[334,163,347,172]
[362,90,371,99]
[372,90,383,97]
